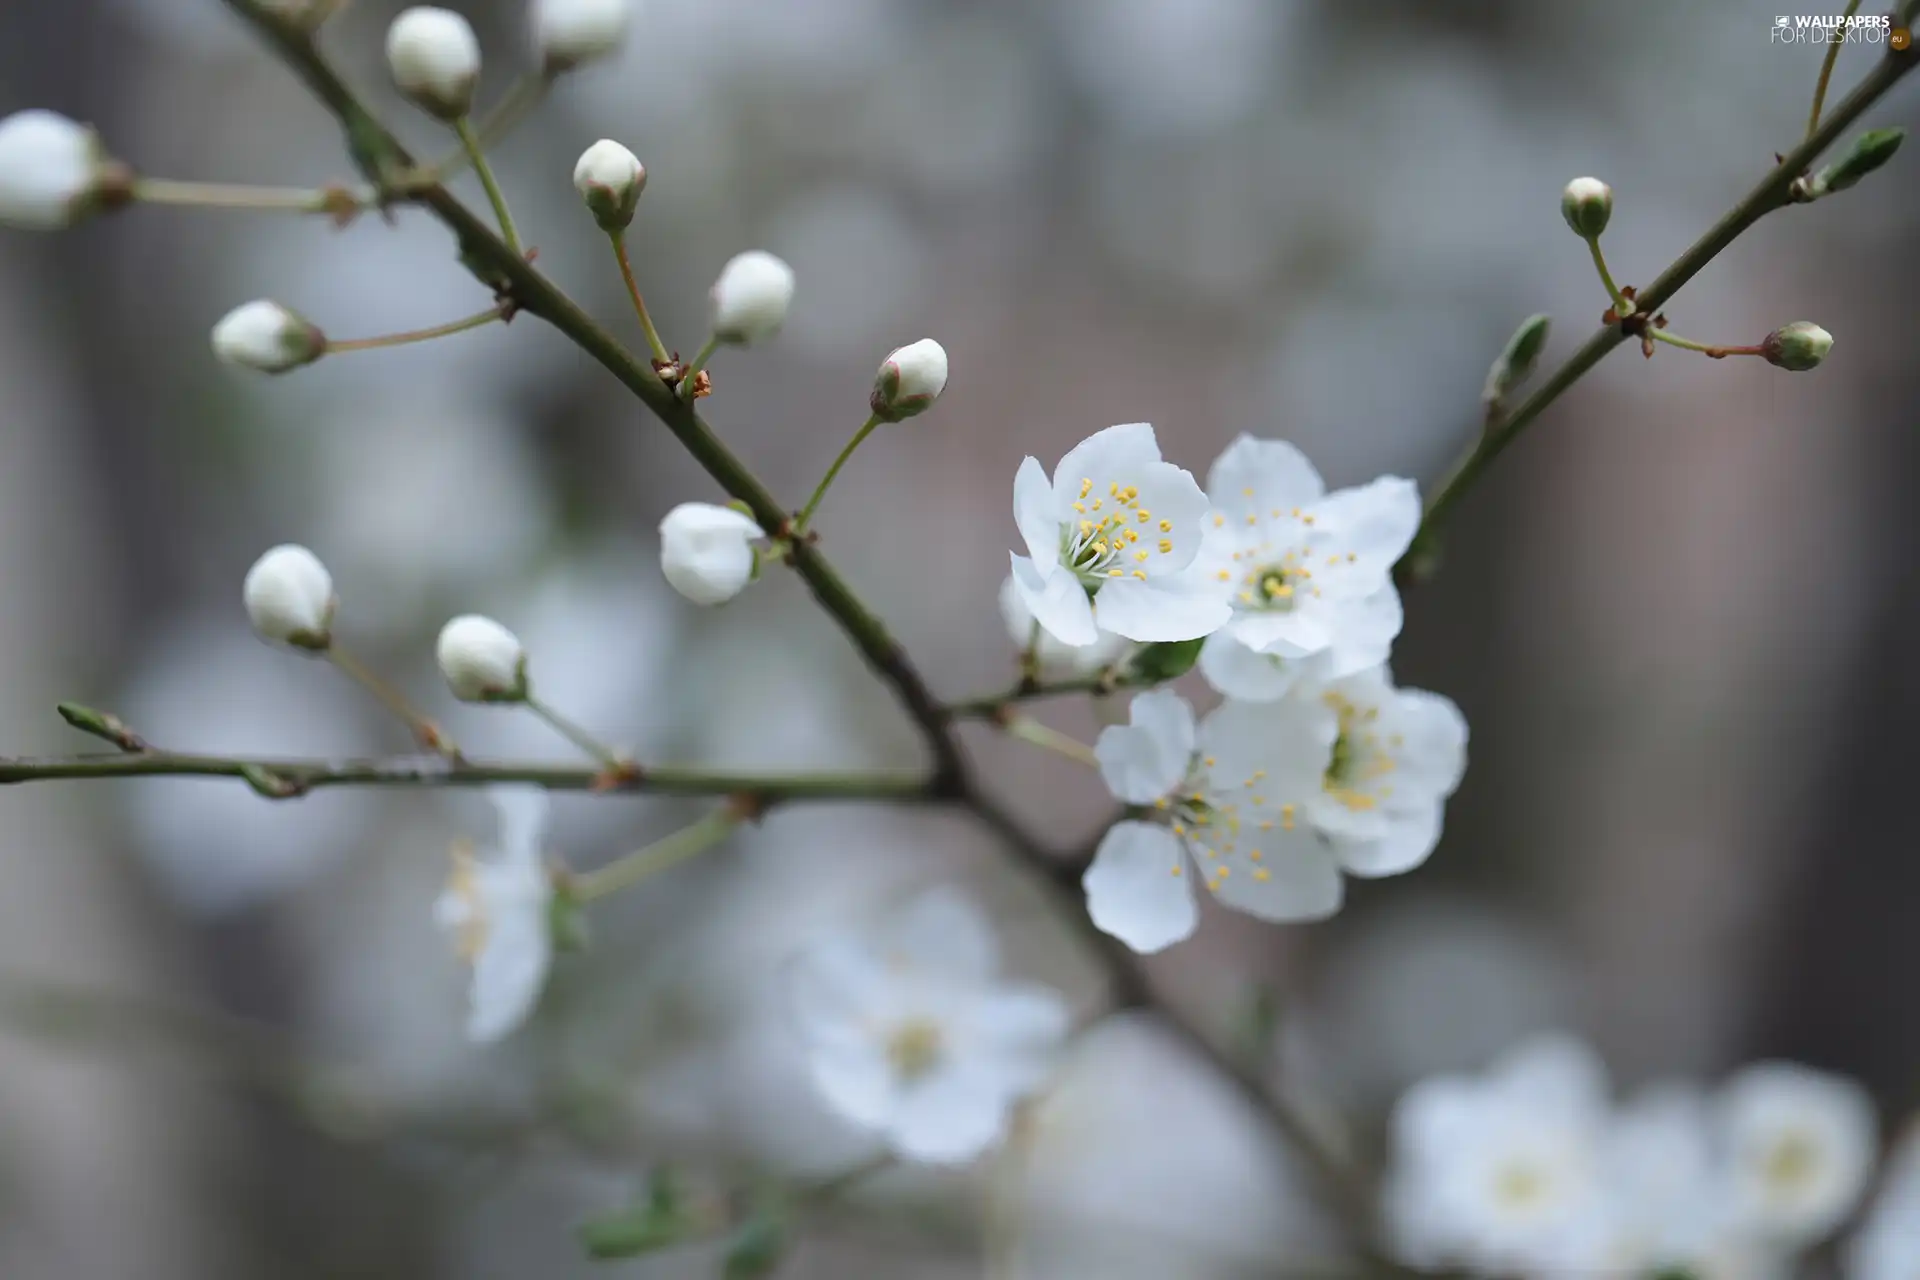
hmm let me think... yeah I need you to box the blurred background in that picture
[0,0,1916,1275]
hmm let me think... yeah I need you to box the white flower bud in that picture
[659,503,764,606]
[870,338,949,423]
[532,0,631,73]
[572,139,645,232]
[386,7,482,120]
[1560,176,1612,238]
[0,110,117,231]
[244,544,336,650]
[211,300,327,374]
[1762,321,1834,372]
[436,614,529,702]
[709,250,795,345]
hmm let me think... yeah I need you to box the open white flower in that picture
[434,787,554,1043]
[1192,435,1418,702]
[0,109,110,230]
[1718,1061,1877,1247]
[1847,1123,1920,1280]
[787,888,1070,1164]
[1083,688,1342,953]
[1294,665,1468,879]
[659,502,764,605]
[997,574,1126,678]
[1576,1085,1751,1277]
[1009,423,1231,647]
[1384,1034,1611,1275]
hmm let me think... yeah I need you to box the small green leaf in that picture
[1129,637,1205,684]
[576,1206,682,1260]
[1811,126,1906,197]
[1482,313,1552,407]
[722,1211,790,1279]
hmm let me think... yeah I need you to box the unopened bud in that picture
[386,7,482,120]
[709,250,795,345]
[572,139,645,231]
[869,338,949,423]
[244,544,336,650]
[533,0,631,73]
[1761,321,1833,372]
[436,615,529,702]
[0,110,119,231]
[212,300,326,374]
[1560,176,1612,239]
[660,502,764,606]
[1808,127,1905,198]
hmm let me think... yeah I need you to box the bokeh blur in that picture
[0,1,1917,1276]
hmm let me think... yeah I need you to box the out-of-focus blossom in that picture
[787,887,1070,1164]
[708,250,795,345]
[533,0,631,73]
[1718,1061,1877,1248]
[211,300,325,374]
[433,787,554,1043]
[1847,1122,1920,1280]
[659,502,763,606]
[0,109,112,230]
[435,614,528,703]
[386,7,481,120]
[242,543,335,648]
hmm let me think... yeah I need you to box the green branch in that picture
[1399,47,1916,583]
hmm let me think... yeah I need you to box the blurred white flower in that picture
[1718,1061,1877,1248]
[997,574,1126,679]
[1191,435,1417,702]
[659,502,763,606]
[1010,423,1229,647]
[532,0,631,72]
[571,138,645,231]
[435,614,527,703]
[1384,1034,1610,1275]
[0,109,108,230]
[434,787,554,1043]
[1579,1085,1745,1276]
[708,250,795,345]
[787,887,1070,1164]
[386,7,481,120]
[242,543,335,648]
[869,338,948,423]
[119,621,378,915]
[1084,689,1342,952]
[1847,1122,1920,1280]
[1295,665,1468,878]
[211,300,325,374]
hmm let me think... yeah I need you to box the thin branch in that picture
[218,0,969,798]
[0,751,935,801]
[1400,47,1917,582]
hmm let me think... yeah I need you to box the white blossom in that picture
[386,7,482,119]
[435,614,528,703]
[659,502,764,606]
[1082,688,1342,953]
[242,543,336,649]
[1010,423,1231,647]
[870,337,948,422]
[532,0,631,72]
[709,250,796,345]
[1384,1034,1611,1275]
[787,888,1070,1164]
[1846,1123,1920,1280]
[1191,435,1418,703]
[1293,665,1467,878]
[211,299,325,374]
[997,574,1126,678]
[434,787,554,1043]
[572,138,644,231]
[1717,1061,1877,1247]
[0,109,109,231]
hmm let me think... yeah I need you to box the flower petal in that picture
[1333,801,1443,878]
[1014,455,1061,568]
[1095,687,1195,802]
[1053,422,1161,494]
[1197,631,1311,702]
[1230,609,1333,658]
[1083,821,1197,953]
[466,900,552,1042]
[486,785,551,867]
[1204,827,1344,922]
[787,935,891,1048]
[1322,585,1404,678]
[807,1038,899,1131]
[889,1062,1012,1164]
[1092,578,1232,642]
[1011,552,1098,646]
[882,886,998,981]
[1312,476,1420,578]
[1205,434,1325,525]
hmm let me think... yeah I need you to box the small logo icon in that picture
[1894,26,1912,48]
[1775,14,1792,25]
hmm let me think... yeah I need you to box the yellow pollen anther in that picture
[1218,571,1231,581]
[1172,823,1186,836]
[1252,868,1271,882]
[1080,478,1092,497]
[1133,550,1150,563]
[1073,501,1085,513]
[1108,569,1124,577]
[1137,510,1151,523]
[1213,514,1225,527]
[1204,756,1217,768]
[1239,591,1255,602]
[1246,514,1258,525]
[1131,569,1147,579]
[1154,797,1170,809]
[1249,850,1263,862]
[1092,498,1103,510]
[1157,539,1173,553]
[1158,519,1172,532]
[1242,487,1254,497]
[1170,865,1182,877]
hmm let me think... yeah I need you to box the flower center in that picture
[1322,694,1397,812]
[1059,477,1175,588]
[1762,1131,1821,1190]
[1152,758,1292,891]
[1493,1162,1551,1209]
[886,1019,946,1082]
